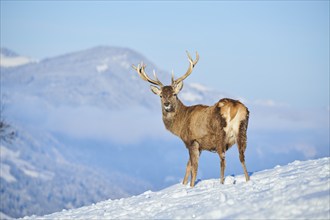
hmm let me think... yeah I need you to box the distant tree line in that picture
[0,102,16,143]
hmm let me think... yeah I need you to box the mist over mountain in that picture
[0,48,36,68]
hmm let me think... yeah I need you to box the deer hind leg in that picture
[188,141,200,187]
[182,159,191,185]
[237,119,250,182]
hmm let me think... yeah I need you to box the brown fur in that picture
[159,86,250,187]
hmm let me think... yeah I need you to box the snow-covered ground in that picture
[23,157,330,220]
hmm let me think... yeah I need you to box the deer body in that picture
[132,52,250,187]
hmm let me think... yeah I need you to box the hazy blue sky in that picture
[1,1,329,108]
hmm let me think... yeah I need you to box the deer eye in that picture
[173,94,177,97]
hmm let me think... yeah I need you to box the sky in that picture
[1,1,329,108]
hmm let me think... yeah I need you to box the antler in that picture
[132,62,164,87]
[172,51,199,85]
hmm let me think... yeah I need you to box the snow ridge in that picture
[24,157,330,220]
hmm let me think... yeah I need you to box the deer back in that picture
[169,98,248,151]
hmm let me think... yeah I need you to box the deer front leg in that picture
[189,141,200,187]
[182,159,191,185]
[218,151,226,184]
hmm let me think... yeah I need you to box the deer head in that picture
[132,51,199,113]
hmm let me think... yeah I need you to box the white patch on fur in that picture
[223,108,245,146]
[164,105,172,111]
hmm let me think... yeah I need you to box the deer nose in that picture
[164,102,170,107]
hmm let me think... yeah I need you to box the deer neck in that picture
[162,98,187,136]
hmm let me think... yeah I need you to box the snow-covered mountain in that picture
[23,157,330,219]
[1,46,220,110]
[0,123,151,218]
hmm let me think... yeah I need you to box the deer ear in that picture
[173,81,183,94]
[150,85,161,96]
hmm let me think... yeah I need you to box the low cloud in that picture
[4,95,328,160]
[293,143,317,158]
[249,102,329,131]
[5,97,171,145]
[45,106,170,144]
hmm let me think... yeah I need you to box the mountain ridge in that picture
[1,46,225,109]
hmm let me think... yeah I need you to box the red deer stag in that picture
[132,52,250,187]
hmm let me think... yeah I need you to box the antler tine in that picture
[132,62,163,87]
[173,51,199,85]
[132,63,147,82]
[153,70,163,86]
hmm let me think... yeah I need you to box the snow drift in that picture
[24,157,330,220]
